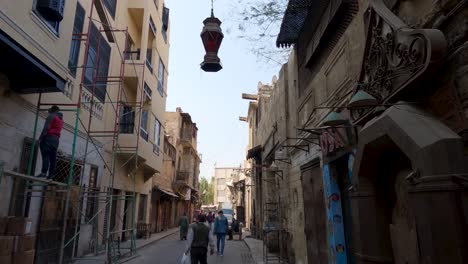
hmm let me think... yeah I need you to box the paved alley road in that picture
[127,232,255,264]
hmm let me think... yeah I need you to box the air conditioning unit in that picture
[37,0,64,22]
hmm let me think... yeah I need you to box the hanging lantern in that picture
[200,2,224,72]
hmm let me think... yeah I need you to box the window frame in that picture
[157,59,165,97]
[103,0,117,19]
[140,110,149,141]
[153,118,161,154]
[84,22,111,103]
[68,2,86,77]
[33,0,62,35]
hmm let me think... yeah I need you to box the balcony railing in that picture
[176,172,189,182]
[125,49,141,60]
[181,128,193,141]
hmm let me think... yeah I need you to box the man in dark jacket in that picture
[186,214,214,264]
[38,105,63,179]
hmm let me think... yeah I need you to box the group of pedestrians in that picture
[178,210,230,264]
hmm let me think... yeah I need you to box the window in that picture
[34,0,64,33]
[68,3,85,76]
[119,105,135,134]
[217,178,226,186]
[143,83,152,101]
[157,59,165,96]
[149,17,157,36]
[162,6,169,43]
[140,110,149,141]
[103,0,116,19]
[85,166,99,221]
[138,194,147,221]
[153,118,161,154]
[84,23,111,102]
[125,36,140,60]
[54,156,83,185]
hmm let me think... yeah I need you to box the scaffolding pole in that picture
[2,0,150,263]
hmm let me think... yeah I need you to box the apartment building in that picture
[163,107,201,222]
[0,0,171,262]
[213,166,250,223]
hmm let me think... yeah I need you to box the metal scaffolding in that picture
[1,0,146,263]
[262,170,284,264]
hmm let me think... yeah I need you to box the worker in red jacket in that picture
[38,105,64,180]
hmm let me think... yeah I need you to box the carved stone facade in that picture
[245,0,468,263]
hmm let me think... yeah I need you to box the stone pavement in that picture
[74,228,179,263]
[126,231,256,264]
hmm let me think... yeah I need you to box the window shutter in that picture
[37,0,65,22]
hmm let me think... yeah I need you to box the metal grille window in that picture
[68,2,85,77]
[54,156,83,185]
[140,110,149,141]
[157,59,165,96]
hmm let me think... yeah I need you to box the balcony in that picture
[176,171,189,182]
[116,123,161,182]
[124,50,144,89]
[125,49,141,60]
[180,128,195,147]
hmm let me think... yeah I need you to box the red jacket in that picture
[41,112,64,138]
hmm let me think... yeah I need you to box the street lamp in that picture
[321,111,348,127]
[200,0,224,72]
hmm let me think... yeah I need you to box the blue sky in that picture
[165,0,281,179]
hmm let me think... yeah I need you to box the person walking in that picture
[185,214,215,264]
[207,212,214,229]
[38,105,63,180]
[179,212,189,240]
[213,210,228,256]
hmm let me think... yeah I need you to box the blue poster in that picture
[323,164,348,264]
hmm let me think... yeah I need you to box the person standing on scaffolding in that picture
[37,105,63,180]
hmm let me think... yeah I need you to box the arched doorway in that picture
[351,104,468,263]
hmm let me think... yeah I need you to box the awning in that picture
[276,0,358,48]
[276,0,314,47]
[0,29,65,94]
[246,145,262,159]
[154,187,178,198]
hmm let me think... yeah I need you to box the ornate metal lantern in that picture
[200,2,224,72]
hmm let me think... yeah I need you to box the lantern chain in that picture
[211,0,214,17]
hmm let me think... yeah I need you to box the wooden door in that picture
[301,163,328,263]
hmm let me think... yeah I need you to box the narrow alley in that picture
[1,0,468,263]
[127,232,255,264]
